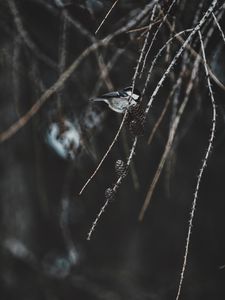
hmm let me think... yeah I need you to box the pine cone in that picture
[126,104,145,136]
[105,188,115,202]
[129,118,145,136]
[128,104,144,120]
[115,159,126,178]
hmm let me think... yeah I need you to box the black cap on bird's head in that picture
[90,86,141,101]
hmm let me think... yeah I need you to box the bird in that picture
[90,86,141,113]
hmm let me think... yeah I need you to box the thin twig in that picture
[8,0,57,70]
[132,2,158,82]
[175,29,217,300]
[87,137,138,240]
[165,16,175,63]
[140,0,177,77]
[147,77,181,145]
[57,11,68,111]
[121,127,140,190]
[87,198,110,240]
[112,1,158,38]
[139,54,201,221]
[212,12,225,44]
[126,18,161,33]
[95,0,119,35]
[164,13,225,91]
[144,0,218,117]
[141,28,193,97]
[79,111,128,195]
[12,35,21,117]
[93,47,126,95]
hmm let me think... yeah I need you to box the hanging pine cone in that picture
[115,159,126,178]
[126,104,145,136]
[128,104,144,120]
[105,188,115,202]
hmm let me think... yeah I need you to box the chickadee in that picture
[90,86,141,113]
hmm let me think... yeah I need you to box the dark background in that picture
[0,0,225,299]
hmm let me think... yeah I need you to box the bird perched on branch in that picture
[90,86,141,113]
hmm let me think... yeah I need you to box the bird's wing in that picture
[101,90,127,98]
[101,91,120,98]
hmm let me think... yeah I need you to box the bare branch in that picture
[95,0,119,35]
[175,29,217,300]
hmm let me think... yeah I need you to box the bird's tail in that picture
[89,97,105,103]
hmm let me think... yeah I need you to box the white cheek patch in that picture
[132,93,140,100]
[126,90,139,100]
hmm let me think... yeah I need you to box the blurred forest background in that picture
[1,0,225,299]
